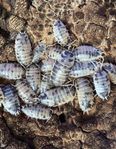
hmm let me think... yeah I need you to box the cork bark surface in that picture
[0,0,116,148]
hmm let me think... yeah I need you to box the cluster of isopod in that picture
[0,19,115,120]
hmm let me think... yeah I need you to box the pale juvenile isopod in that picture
[69,61,101,78]
[15,31,32,67]
[75,78,94,113]
[39,73,53,93]
[21,104,52,120]
[103,63,116,84]
[26,64,41,92]
[93,69,111,100]
[53,19,70,46]
[1,84,20,115]
[32,42,46,63]
[50,50,74,86]
[74,45,104,62]
[38,85,76,107]
[15,79,37,103]
[0,63,25,80]
[41,58,55,73]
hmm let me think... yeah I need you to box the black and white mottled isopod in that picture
[1,84,20,115]
[26,64,41,92]
[103,63,116,84]
[74,45,104,62]
[38,85,76,107]
[15,79,37,103]
[0,63,25,80]
[69,61,101,78]
[93,69,111,100]
[15,31,32,67]
[32,42,46,63]
[75,78,94,113]
[41,58,55,73]
[22,104,52,120]
[51,50,74,86]
[53,19,70,46]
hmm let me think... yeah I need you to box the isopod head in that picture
[38,93,55,107]
[58,50,74,67]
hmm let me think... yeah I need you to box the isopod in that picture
[39,73,53,93]
[1,84,20,115]
[74,45,104,61]
[21,104,52,120]
[38,85,76,107]
[41,58,55,73]
[15,79,37,103]
[0,63,25,80]
[26,64,41,92]
[103,63,116,84]
[53,19,70,46]
[69,61,101,78]
[32,42,46,63]
[15,31,32,67]
[50,50,74,86]
[93,69,111,100]
[75,78,94,113]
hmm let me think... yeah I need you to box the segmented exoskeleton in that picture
[93,69,111,100]
[48,46,63,60]
[41,58,55,73]
[75,78,94,113]
[1,84,20,115]
[26,64,41,92]
[0,63,25,80]
[53,19,70,46]
[15,79,37,103]
[50,50,74,86]
[39,73,53,93]
[103,63,116,84]
[15,31,32,67]
[74,45,104,62]
[32,42,46,63]
[69,61,101,78]
[38,85,76,107]
[21,104,52,120]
